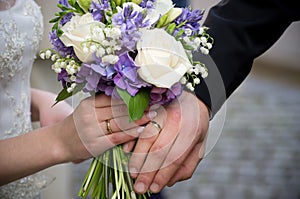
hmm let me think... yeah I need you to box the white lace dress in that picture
[0,0,49,198]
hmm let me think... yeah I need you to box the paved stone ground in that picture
[69,65,300,199]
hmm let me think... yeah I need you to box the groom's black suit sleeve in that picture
[194,0,300,117]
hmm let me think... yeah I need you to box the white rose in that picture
[135,29,193,88]
[60,13,105,63]
[147,0,174,24]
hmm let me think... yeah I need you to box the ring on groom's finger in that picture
[149,120,162,133]
[105,120,113,134]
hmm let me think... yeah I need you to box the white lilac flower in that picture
[187,67,194,74]
[206,43,213,49]
[60,61,66,68]
[66,64,76,75]
[199,66,206,74]
[185,29,193,36]
[45,50,52,59]
[51,54,58,61]
[102,54,119,64]
[194,78,201,84]
[199,27,205,35]
[92,26,105,42]
[108,27,122,39]
[106,47,113,54]
[194,37,201,46]
[83,45,89,54]
[89,45,97,53]
[201,71,208,78]
[101,40,110,47]
[180,76,187,84]
[96,47,106,57]
[40,52,45,60]
[70,75,76,82]
[193,66,200,75]
[67,83,77,93]
[52,62,62,74]
[186,82,194,91]
[200,46,209,55]
[200,36,207,45]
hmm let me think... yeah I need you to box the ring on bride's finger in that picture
[105,120,113,134]
[149,120,162,132]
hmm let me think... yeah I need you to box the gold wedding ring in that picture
[149,120,162,132]
[105,120,113,134]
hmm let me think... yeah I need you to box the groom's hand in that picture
[128,91,210,193]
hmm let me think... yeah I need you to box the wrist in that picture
[52,114,90,163]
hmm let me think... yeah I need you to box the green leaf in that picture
[57,4,72,11]
[68,0,76,7]
[49,16,61,23]
[53,83,84,106]
[117,88,150,121]
[116,88,131,106]
[156,14,168,28]
[166,23,176,34]
[129,89,150,121]
[78,0,92,13]
[71,2,85,14]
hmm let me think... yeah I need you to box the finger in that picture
[87,94,124,108]
[167,141,205,186]
[132,128,177,194]
[123,140,137,153]
[98,110,156,135]
[87,126,144,157]
[95,104,130,121]
[128,120,164,179]
[143,106,202,193]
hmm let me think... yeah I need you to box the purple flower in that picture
[90,0,110,22]
[150,82,182,105]
[174,8,204,36]
[58,0,74,25]
[113,53,150,96]
[49,30,76,58]
[58,0,70,7]
[112,5,150,51]
[139,0,156,9]
[76,62,116,93]
[57,69,69,87]
[60,12,74,25]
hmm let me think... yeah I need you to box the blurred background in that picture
[32,0,300,198]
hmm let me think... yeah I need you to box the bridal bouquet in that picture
[40,0,213,198]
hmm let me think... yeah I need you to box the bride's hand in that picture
[30,88,73,126]
[58,94,155,161]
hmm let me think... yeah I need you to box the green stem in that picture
[78,158,99,198]
[104,151,110,199]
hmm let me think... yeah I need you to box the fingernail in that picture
[137,126,145,133]
[123,143,129,152]
[130,167,138,177]
[147,111,157,119]
[129,167,137,174]
[150,183,160,193]
[135,182,145,193]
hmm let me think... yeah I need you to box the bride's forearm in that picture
[0,123,68,185]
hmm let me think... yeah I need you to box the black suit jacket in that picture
[194,0,300,117]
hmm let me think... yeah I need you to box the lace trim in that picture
[0,173,55,199]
